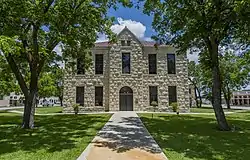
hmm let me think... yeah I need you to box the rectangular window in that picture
[168,86,177,105]
[95,86,103,106]
[76,87,84,106]
[77,56,85,74]
[148,54,157,74]
[122,53,131,74]
[121,40,126,46]
[149,86,158,105]
[127,40,131,46]
[95,54,103,74]
[167,54,176,74]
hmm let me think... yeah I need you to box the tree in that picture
[188,61,203,108]
[220,51,250,108]
[53,66,64,107]
[142,0,250,130]
[38,72,57,99]
[0,0,132,129]
[199,50,250,109]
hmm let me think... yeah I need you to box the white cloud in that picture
[97,17,152,42]
[96,33,109,43]
[111,17,146,38]
[187,50,199,63]
[53,43,65,68]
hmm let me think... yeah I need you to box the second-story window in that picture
[148,54,157,74]
[95,54,103,74]
[77,56,85,75]
[167,54,176,74]
[122,53,131,74]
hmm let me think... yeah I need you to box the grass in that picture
[0,112,111,160]
[190,107,238,113]
[139,112,250,160]
[15,106,63,114]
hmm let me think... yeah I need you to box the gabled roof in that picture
[117,26,143,47]
[95,26,167,47]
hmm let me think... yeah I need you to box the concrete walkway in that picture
[0,106,24,111]
[78,111,168,160]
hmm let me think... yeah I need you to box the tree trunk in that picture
[22,91,36,129]
[226,86,231,109]
[59,96,63,107]
[210,41,230,131]
[22,65,39,129]
[197,89,202,108]
[194,86,200,108]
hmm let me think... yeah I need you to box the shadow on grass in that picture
[93,116,163,154]
[140,114,250,160]
[0,113,110,156]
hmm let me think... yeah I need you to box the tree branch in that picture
[5,54,29,97]
[44,0,54,13]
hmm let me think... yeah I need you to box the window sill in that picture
[121,46,132,49]
[168,73,177,76]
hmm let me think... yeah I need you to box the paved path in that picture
[0,106,23,111]
[78,111,168,160]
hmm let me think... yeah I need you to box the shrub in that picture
[151,101,158,107]
[151,101,158,118]
[171,102,179,112]
[72,104,80,114]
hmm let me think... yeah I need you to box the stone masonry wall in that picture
[63,29,190,112]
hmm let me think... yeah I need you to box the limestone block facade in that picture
[63,27,190,113]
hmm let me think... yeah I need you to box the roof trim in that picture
[117,26,143,48]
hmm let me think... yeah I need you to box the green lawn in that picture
[0,112,111,160]
[139,113,250,160]
[15,106,63,114]
[190,107,238,113]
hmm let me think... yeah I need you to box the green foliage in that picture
[170,102,179,112]
[200,50,250,104]
[72,103,80,114]
[0,55,20,96]
[38,73,57,98]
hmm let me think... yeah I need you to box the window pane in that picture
[167,54,176,74]
[95,86,103,106]
[77,56,85,74]
[76,87,84,106]
[149,86,158,105]
[168,86,177,105]
[122,53,131,74]
[127,40,131,46]
[121,40,126,46]
[149,54,157,74]
[95,54,103,74]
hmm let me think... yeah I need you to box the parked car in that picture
[42,99,54,107]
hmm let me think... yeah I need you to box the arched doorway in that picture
[119,86,133,111]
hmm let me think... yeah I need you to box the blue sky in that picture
[107,5,154,38]
[97,4,157,42]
